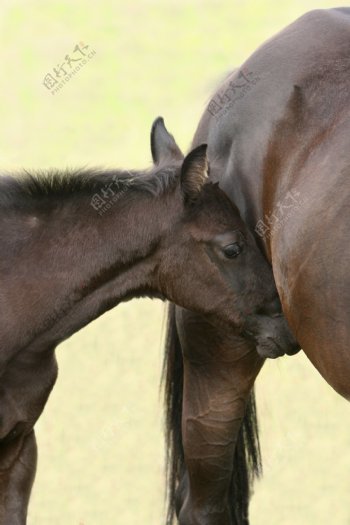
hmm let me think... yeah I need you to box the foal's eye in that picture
[223,242,242,259]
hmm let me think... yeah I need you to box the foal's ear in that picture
[181,144,209,204]
[151,117,183,165]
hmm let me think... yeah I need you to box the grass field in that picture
[1,1,350,524]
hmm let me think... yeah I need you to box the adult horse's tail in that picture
[163,303,262,525]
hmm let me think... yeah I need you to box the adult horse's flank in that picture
[164,8,350,525]
[0,117,288,523]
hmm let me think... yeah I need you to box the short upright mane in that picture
[0,166,179,209]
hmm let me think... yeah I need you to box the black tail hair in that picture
[162,303,262,525]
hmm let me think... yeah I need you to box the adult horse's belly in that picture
[271,123,350,399]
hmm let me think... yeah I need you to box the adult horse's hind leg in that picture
[173,307,263,525]
[0,430,37,525]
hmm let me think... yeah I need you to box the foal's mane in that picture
[0,166,179,209]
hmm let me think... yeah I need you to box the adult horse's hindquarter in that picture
[258,9,350,398]
[270,110,350,400]
[193,7,350,398]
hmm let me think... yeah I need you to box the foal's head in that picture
[151,118,277,328]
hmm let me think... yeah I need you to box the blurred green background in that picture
[1,1,350,524]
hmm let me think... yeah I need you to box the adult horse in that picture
[163,8,350,525]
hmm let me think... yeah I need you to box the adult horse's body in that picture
[165,8,350,525]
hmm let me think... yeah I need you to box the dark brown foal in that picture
[0,117,296,523]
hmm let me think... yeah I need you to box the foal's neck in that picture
[41,172,180,296]
[2,170,181,355]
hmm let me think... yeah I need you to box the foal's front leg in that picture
[0,431,37,525]
[176,308,263,525]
